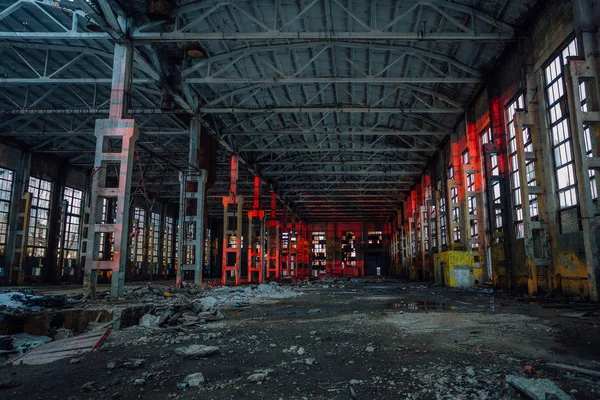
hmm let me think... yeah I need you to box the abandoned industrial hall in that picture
[0,0,600,399]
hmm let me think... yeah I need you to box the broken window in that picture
[0,167,14,259]
[580,81,598,200]
[368,231,383,248]
[132,207,146,264]
[163,216,174,268]
[151,212,160,273]
[27,177,52,260]
[311,232,326,271]
[58,187,83,267]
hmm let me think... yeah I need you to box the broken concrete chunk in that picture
[197,296,219,312]
[175,344,219,358]
[505,375,573,400]
[139,314,162,328]
[184,373,205,387]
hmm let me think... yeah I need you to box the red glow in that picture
[253,175,260,210]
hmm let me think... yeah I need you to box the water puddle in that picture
[389,300,496,313]
[390,301,456,311]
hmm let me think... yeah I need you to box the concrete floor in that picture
[1,279,600,399]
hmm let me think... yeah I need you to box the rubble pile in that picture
[0,291,67,315]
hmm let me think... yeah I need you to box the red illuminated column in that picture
[247,175,265,283]
[266,192,280,279]
[222,156,243,285]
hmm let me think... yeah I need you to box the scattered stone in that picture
[80,381,95,392]
[107,362,116,369]
[247,369,273,382]
[70,358,81,365]
[269,343,277,348]
[309,331,317,336]
[0,379,19,389]
[349,384,357,399]
[124,359,144,369]
[505,375,572,400]
[349,379,360,385]
[297,347,306,356]
[466,366,475,377]
[307,308,322,314]
[175,344,219,358]
[184,373,205,388]
[365,345,375,353]
[133,379,146,386]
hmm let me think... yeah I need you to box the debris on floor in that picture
[7,327,111,365]
[505,375,573,400]
[1,279,599,399]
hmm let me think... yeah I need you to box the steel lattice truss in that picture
[0,0,538,221]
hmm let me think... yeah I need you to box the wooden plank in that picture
[7,328,110,365]
[547,363,600,378]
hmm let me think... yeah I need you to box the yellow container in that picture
[439,251,475,288]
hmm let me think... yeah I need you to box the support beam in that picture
[226,130,449,136]
[247,175,265,283]
[83,43,137,298]
[222,156,244,285]
[176,118,207,287]
[266,192,280,279]
[130,31,514,42]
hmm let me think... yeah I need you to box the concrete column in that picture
[176,118,207,287]
[6,152,30,284]
[84,44,138,298]
[266,192,280,279]
[247,175,265,282]
[487,95,513,289]
[434,190,443,284]
[570,0,600,301]
[222,156,243,285]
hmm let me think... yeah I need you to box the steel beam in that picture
[242,148,434,153]
[0,78,155,85]
[131,32,514,42]
[184,77,478,85]
[196,106,462,114]
[225,130,449,136]
[260,161,426,166]
[262,170,420,176]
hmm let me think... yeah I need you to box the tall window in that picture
[59,187,83,260]
[544,38,579,214]
[506,95,525,238]
[150,212,160,268]
[132,207,145,263]
[0,168,14,256]
[27,177,52,257]
[439,197,447,247]
[163,216,174,267]
[580,81,598,200]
